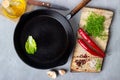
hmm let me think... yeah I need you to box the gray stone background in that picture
[0,0,120,80]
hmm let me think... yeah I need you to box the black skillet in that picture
[14,0,91,69]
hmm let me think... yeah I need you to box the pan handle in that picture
[66,0,91,20]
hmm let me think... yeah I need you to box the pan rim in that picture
[13,9,76,69]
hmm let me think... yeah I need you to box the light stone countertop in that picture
[0,0,120,80]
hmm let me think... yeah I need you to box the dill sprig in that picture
[84,12,105,37]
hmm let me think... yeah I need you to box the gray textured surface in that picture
[0,0,120,80]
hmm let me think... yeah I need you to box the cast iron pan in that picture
[14,0,91,69]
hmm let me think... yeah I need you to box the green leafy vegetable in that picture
[95,59,102,71]
[84,12,105,37]
[25,36,37,54]
[99,35,108,40]
[99,31,108,40]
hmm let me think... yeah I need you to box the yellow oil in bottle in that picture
[2,0,26,19]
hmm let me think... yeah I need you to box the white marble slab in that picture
[0,0,120,80]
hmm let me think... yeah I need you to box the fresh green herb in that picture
[25,36,37,54]
[99,31,108,40]
[99,35,108,40]
[95,59,102,71]
[84,12,105,37]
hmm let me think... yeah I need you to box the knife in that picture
[27,0,69,10]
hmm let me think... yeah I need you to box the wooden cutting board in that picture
[0,0,35,22]
[71,7,114,72]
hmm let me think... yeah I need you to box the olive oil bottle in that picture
[1,0,26,19]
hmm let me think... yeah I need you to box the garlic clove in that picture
[47,71,57,79]
[58,69,66,75]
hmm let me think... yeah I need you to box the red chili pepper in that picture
[78,39,103,58]
[78,28,105,57]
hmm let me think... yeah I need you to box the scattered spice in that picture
[84,69,87,71]
[75,59,86,67]
[79,54,89,58]
[84,12,105,37]
[89,59,97,68]
[74,54,89,58]
[88,59,90,61]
